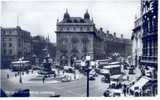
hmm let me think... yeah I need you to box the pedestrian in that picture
[123,85,127,96]
[127,76,129,81]
[54,73,56,78]
[15,73,17,77]
[74,74,76,80]
[7,74,9,79]
[42,76,45,84]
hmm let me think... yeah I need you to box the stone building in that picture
[140,0,158,79]
[104,31,132,58]
[1,26,31,68]
[55,10,105,66]
[130,0,158,96]
[140,0,158,96]
[131,17,143,67]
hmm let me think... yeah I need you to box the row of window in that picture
[3,49,13,55]
[1,30,17,35]
[143,16,157,33]
[3,43,12,47]
[60,37,90,45]
[59,46,89,54]
[59,26,91,31]
[1,38,12,41]
[143,40,157,56]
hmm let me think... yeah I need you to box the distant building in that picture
[31,35,56,65]
[131,17,143,67]
[1,26,31,68]
[55,10,105,66]
[104,31,132,58]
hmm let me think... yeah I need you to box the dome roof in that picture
[84,10,90,19]
[64,9,70,19]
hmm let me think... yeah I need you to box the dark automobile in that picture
[129,68,135,74]
[101,76,110,83]
[66,68,75,73]
[113,92,121,97]
[103,90,111,97]
[89,75,95,80]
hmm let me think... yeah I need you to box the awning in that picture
[130,76,150,91]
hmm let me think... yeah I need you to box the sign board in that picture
[86,56,91,61]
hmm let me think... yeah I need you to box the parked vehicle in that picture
[89,75,95,80]
[61,76,71,82]
[90,69,98,77]
[103,89,111,97]
[101,75,110,83]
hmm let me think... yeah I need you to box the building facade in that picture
[104,31,132,58]
[55,10,105,66]
[1,26,32,68]
[140,0,158,80]
[131,17,143,67]
[130,0,158,96]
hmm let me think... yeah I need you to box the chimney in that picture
[113,32,116,37]
[106,30,109,34]
[100,27,103,32]
[121,34,123,39]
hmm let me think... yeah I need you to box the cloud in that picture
[1,0,140,43]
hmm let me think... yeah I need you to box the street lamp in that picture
[19,58,23,84]
[85,55,91,97]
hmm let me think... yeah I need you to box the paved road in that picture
[1,69,108,97]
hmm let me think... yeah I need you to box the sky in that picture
[1,0,141,43]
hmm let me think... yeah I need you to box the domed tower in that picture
[84,10,90,20]
[63,9,70,20]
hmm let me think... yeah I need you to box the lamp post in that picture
[73,57,76,79]
[85,55,91,97]
[19,58,23,84]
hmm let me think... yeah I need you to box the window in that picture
[73,27,76,30]
[3,49,6,55]
[87,27,90,31]
[9,38,12,41]
[80,27,83,31]
[9,49,12,55]
[9,43,12,47]
[3,43,6,47]
[60,27,63,30]
[9,30,12,34]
